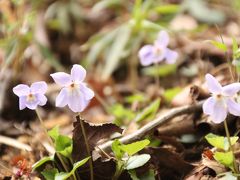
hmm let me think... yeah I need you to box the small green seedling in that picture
[111,139,151,179]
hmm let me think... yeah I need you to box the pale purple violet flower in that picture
[13,81,48,110]
[203,73,240,123]
[138,30,178,66]
[50,64,94,113]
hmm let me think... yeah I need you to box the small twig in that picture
[96,101,204,153]
[0,135,32,151]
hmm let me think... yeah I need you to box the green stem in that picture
[113,162,124,180]
[223,119,239,174]
[35,108,70,173]
[70,158,80,180]
[78,114,94,180]
[154,62,160,87]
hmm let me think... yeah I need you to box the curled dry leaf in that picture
[72,116,123,179]
[145,147,194,180]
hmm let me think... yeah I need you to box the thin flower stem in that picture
[35,108,70,173]
[223,119,239,175]
[70,158,80,180]
[78,114,94,180]
[154,62,160,87]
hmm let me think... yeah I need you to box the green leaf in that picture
[101,24,131,80]
[182,0,226,24]
[55,157,90,180]
[109,104,135,125]
[125,154,151,170]
[85,28,119,66]
[37,43,64,71]
[232,37,238,54]
[214,151,234,170]
[124,93,145,104]
[72,157,90,172]
[155,5,179,14]
[163,87,182,103]
[48,127,73,158]
[128,170,140,180]
[134,99,160,122]
[120,139,150,156]
[55,135,73,158]
[207,40,227,52]
[142,64,177,77]
[48,126,60,142]
[205,133,238,151]
[55,172,69,180]
[112,139,124,160]
[41,168,58,180]
[32,155,54,170]
[218,172,237,180]
[92,0,121,12]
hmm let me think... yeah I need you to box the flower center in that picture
[154,47,162,56]
[68,82,80,94]
[27,93,35,102]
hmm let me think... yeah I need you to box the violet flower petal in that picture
[13,84,30,96]
[50,72,71,86]
[138,45,155,66]
[226,98,240,116]
[164,48,178,64]
[205,74,222,94]
[155,30,169,48]
[222,83,240,96]
[37,94,47,106]
[30,81,48,94]
[80,84,94,100]
[71,64,86,82]
[25,98,39,110]
[211,101,227,124]
[68,91,87,113]
[56,88,69,107]
[19,96,27,110]
[202,97,215,115]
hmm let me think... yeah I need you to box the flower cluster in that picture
[13,64,94,113]
[203,74,240,123]
[138,30,178,66]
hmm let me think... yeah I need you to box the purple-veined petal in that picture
[202,97,215,115]
[19,96,27,110]
[50,72,71,86]
[222,83,240,96]
[138,45,155,66]
[56,88,69,107]
[226,98,240,116]
[211,100,227,124]
[205,74,222,94]
[164,48,178,64]
[13,84,30,96]
[30,81,48,94]
[155,30,169,48]
[68,89,88,112]
[71,64,86,82]
[37,94,47,106]
[80,83,94,100]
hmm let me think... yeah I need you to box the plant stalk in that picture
[78,114,94,180]
[154,62,160,87]
[35,108,70,174]
[224,119,239,175]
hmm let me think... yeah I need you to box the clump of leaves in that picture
[32,126,90,180]
[111,139,151,179]
[205,133,239,174]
